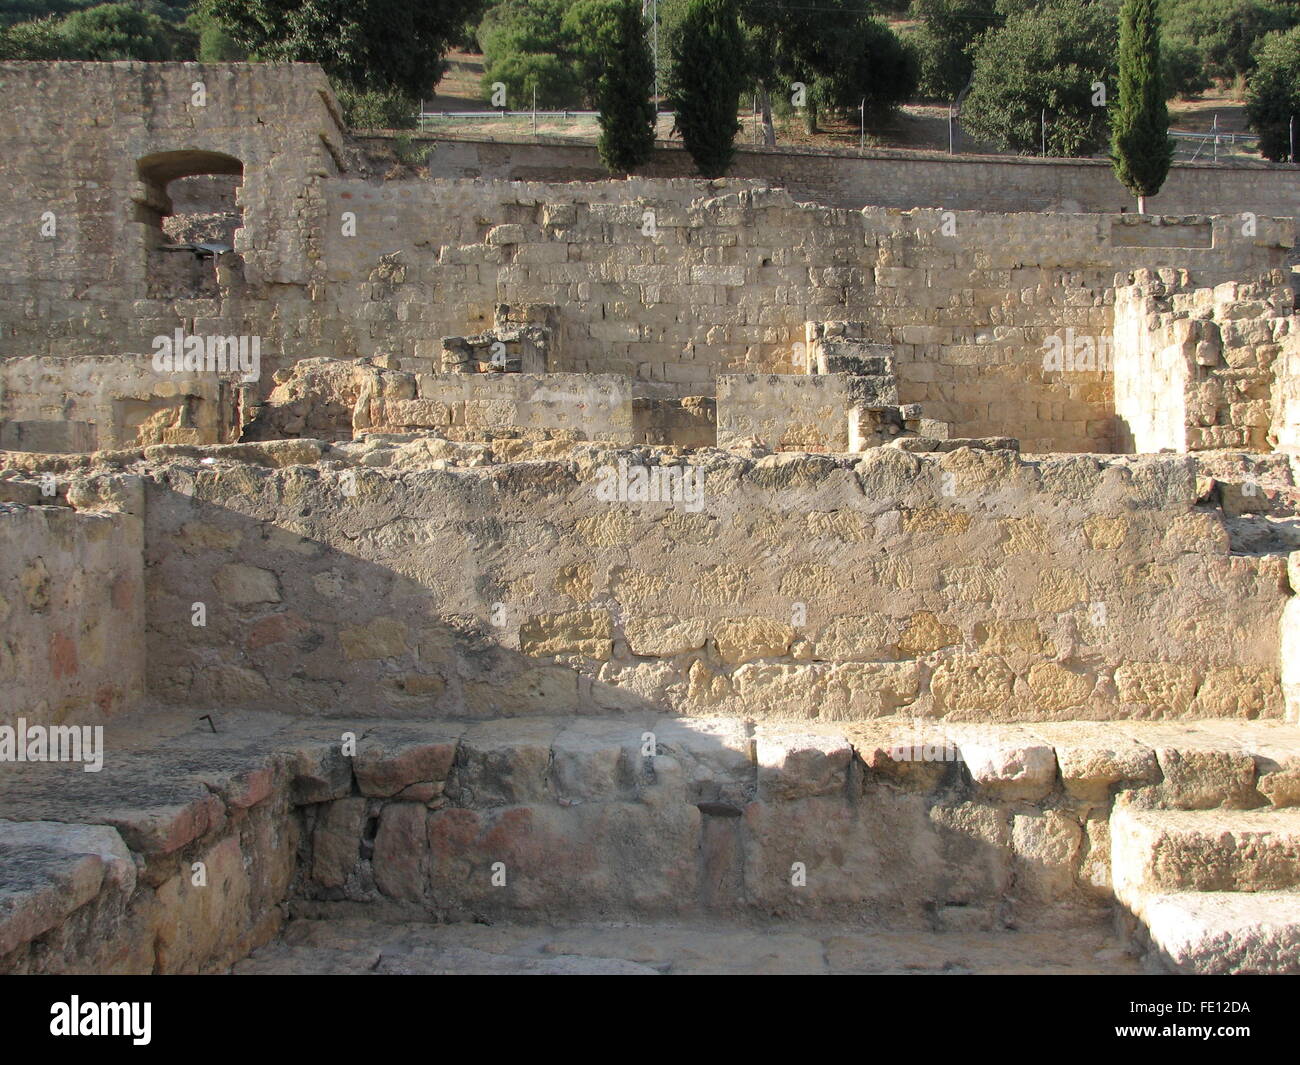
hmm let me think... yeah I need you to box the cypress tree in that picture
[1111,0,1175,214]
[668,0,746,179]
[596,0,658,175]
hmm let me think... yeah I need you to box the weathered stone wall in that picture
[315,181,1293,452]
[1114,270,1296,452]
[0,495,144,730]
[1272,332,1300,453]
[1,62,1293,456]
[423,134,1300,219]
[356,370,636,442]
[142,446,1286,722]
[0,355,241,451]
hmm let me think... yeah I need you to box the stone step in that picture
[1112,806,1300,894]
[4,707,1300,972]
[1137,892,1300,974]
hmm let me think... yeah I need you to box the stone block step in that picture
[1139,892,1300,974]
[1112,806,1300,894]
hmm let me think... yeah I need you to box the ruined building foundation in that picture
[0,62,1298,976]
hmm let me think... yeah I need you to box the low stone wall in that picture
[716,373,900,451]
[422,134,1300,220]
[356,371,636,441]
[141,444,1286,722]
[0,494,144,730]
[0,355,240,452]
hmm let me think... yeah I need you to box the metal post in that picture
[653,0,659,112]
[1290,114,1295,163]
[860,98,865,152]
[533,86,537,135]
[1041,109,1046,156]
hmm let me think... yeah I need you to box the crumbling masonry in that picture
[0,62,1298,975]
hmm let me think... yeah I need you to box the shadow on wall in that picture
[130,475,1109,928]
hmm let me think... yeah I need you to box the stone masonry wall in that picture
[315,181,1292,453]
[142,445,1286,722]
[0,60,1293,457]
[0,355,240,452]
[0,493,144,730]
[1114,270,1297,452]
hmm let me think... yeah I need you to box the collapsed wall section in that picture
[142,446,1286,722]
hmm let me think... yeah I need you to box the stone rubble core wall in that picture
[0,355,243,452]
[422,134,1300,220]
[0,490,144,730]
[135,444,1289,722]
[1113,269,1299,453]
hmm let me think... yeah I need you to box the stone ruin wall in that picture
[0,481,144,731]
[1113,269,1300,454]
[135,446,1287,723]
[1,64,1296,456]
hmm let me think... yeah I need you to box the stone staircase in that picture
[1111,806,1300,973]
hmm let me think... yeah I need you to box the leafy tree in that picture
[482,48,583,108]
[1159,0,1299,84]
[476,0,587,107]
[961,1,1119,157]
[208,0,485,96]
[0,13,66,55]
[561,0,623,95]
[739,0,915,135]
[1246,24,1300,160]
[60,2,173,59]
[908,0,999,100]
[667,0,745,176]
[184,4,246,60]
[336,85,418,129]
[594,0,656,172]
[1161,38,1211,97]
[1112,0,1174,212]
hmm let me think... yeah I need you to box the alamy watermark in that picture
[151,328,261,382]
[1041,329,1113,374]
[0,718,103,772]
[593,459,704,512]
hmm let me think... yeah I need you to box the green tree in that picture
[1159,0,1298,84]
[1112,0,1175,212]
[58,2,173,59]
[561,0,623,96]
[594,0,656,173]
[738,0,915,135]
[908,0,999,100]
[185,4,246,60]
[477,0,586,107]
[961,1,1119,157]
[1246,25,1300,160]
[481,50,582,108]
[0,14,66,56]
[668,0,745,177]
[208,0,485,97]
